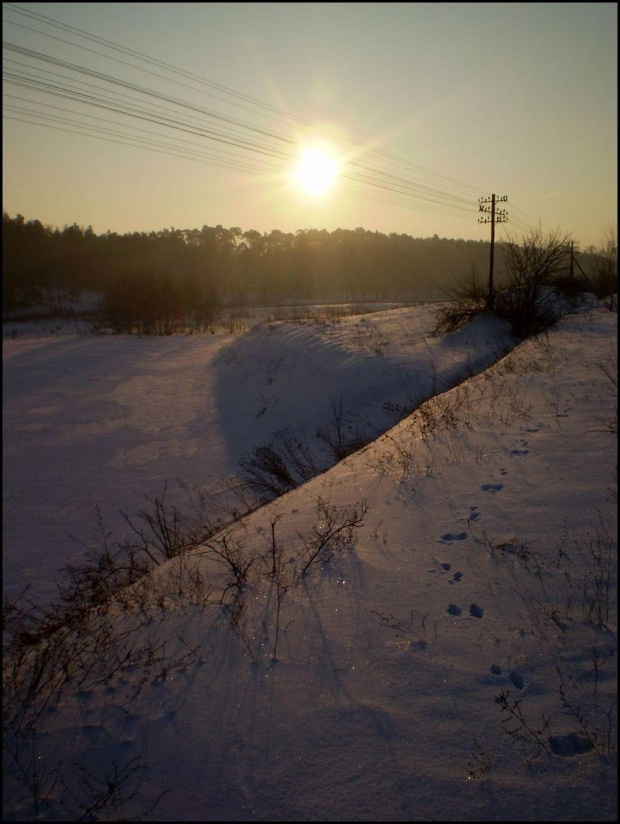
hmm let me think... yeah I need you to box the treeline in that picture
[3,212,498,315]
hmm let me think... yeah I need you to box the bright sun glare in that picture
[294,146,339,196]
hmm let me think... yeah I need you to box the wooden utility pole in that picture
[571,248,598,296]
[478,194,508,311]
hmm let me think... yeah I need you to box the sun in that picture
[294,146,339,196]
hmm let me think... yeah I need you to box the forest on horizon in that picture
[2,211,502,307]
[3,212,599,333]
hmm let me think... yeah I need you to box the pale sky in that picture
[2,2,617,247]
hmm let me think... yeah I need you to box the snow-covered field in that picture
[3,304,513,604]
[3,302,617,821]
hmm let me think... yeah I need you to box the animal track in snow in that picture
[511,439,529,456]
[439,532,468,543]
[489,664,502,675]
[499,468,508,476]
[481,483,503,493]
[509,672,524,689]
[467,506,480,523]
[549,732,594,757]
[469,603,484,619]
[440,562,451,571]
[447,603,462,616]
[449,571,463,585]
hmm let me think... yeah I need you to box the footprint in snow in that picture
[511,449,529,455]
[509,671,524,689]
[440,562,452,571]
[490,664,503,675]
[481,483,503,493]
[549,732,594,757]
[500,468,508,476]
[467,507,480,523]
[447,603,462,616]
[470,603,484,619]
[439,532,468,543]
[449,571,463,584]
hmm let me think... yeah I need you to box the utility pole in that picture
[478,194,508,311]
[571,247,599,296]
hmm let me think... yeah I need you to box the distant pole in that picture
[572,248,599,296]
[478,194,508,312]
[569,240,575,281]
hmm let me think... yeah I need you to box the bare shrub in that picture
[262,514,289,662]
[219,593,256,663]
[299,497,368,576]
[467,737,493,779]
[486,519,617,764]
[589,228,617,311]
[66,507,150,608]
[495,227,576,338]
[205,532,256,604]
[495,690,552,763]
[120,482,204,566]
[3,726,59,820]
[239,441,300,502]
[3,486,216,815]
[555,665,617,756]
[436,228,594,341]
[240,403,370,506]
[239,425,324,503]
[316,394,368,461]
[571,520,616,631]
[375,426,420,480]
[57,749,170,822]
[1,579,143,736]
[373,609,435,652]
[591,345,618,434]
[399,366,439,408]
[432,272,487,335]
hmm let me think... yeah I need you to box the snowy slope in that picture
[3,304,616,821]
[2,305,513,603]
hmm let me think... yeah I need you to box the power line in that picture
[3,60,297,163]
[2,113,283,176]
[3,58,288,158]
[3,2,486,201]
[3,93,284,170]
[3,104,285,172]
[3,3,313,126]
[2,3,490,223]
[4,51,477,216]
[3,47,483,215]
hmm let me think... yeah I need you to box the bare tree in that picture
[590,227,617,311]
[497,226,574,337]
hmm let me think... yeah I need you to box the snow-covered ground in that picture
[3,302,617,821]
[3,304,513,604]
